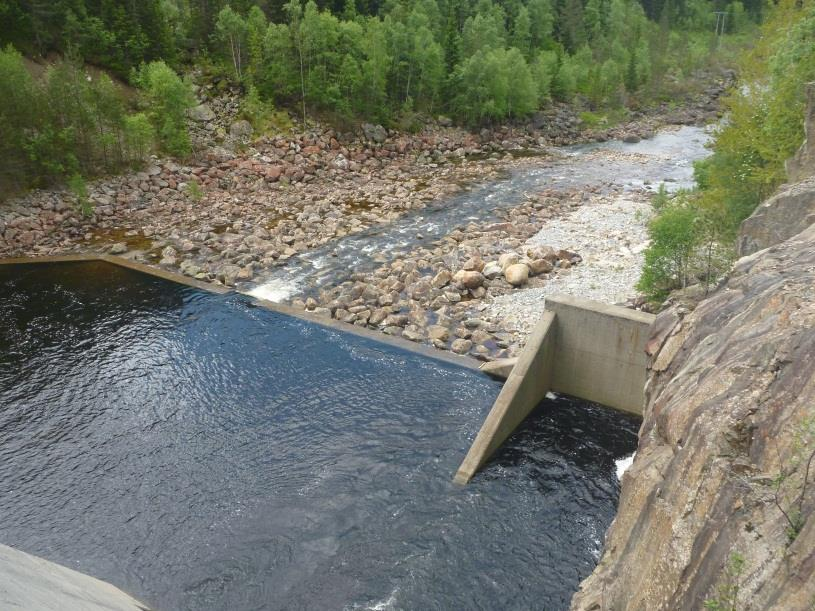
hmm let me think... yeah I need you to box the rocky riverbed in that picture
[0,76,726,361]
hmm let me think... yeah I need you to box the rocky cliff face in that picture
[738,175,815,256]
[571,220,815,611]
[786,83,815,183]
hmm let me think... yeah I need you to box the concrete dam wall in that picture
[0,544,149,610]
[455,295,655,484]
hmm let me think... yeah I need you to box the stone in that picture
[402,325,424,342]
[369,309,388,326]
[362,123,388,144]
[188,104,215,122]
[427,325,450,342]
[450,338,473,354]
[504,263,529,286]
[462,256,484,272]
[179,260,202,277]
[453,270,484,289]
[109,242,128,255]
[482,261,503,280]
[528,258,553,275]
[217,264,241,286]
[229,120,253,138]
[738,175,815,256]
[498,253,520,270]
[431,269,452,288]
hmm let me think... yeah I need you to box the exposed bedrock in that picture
[738,175,815,256]
[571,222,815,610]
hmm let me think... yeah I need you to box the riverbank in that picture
[0,84,722,360]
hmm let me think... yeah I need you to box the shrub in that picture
[68,174,93,217]
[134,61,193,157]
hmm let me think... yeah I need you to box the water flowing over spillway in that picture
[248,125,712,303]
[0,261,638,610]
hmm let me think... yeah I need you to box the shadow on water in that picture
[0,261,639,611]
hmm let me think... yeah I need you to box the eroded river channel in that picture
[248,125,710,302]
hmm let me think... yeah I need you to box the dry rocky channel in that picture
[0,77,726,361]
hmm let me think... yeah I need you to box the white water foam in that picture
[615,452,636,480]
[247,277,299,303]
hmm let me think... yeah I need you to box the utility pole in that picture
[713,11,727,37]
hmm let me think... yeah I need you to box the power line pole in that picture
[713,11,727,37]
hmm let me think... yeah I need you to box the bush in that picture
[134,61,193,157]
[637,199,701,302]
[67,174,93,217]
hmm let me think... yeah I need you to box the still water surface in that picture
[0,261,639,610]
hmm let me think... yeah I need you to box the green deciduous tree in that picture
[134,60,193,156]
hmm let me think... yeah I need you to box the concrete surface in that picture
[545,295,654,414]
[455,296,655,483]
[454,311,556,484]
[0,544,149,610]
[479,357,518,380]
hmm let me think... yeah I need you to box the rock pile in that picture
[289,189,584,360]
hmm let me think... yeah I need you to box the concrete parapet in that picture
[545,295,654,415]
[455,296,654,483]
[0,544,149,610]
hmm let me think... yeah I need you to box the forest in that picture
[637,0,815,303]
[0,0,757,193]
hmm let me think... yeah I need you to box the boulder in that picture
[427,325,450,342]
[431,269,452,288]
[109,242,128,255]
[504,263,529,287]
[453,270,484,289]
[451,338,473,354]
[229,120,254,138]
[498,253,520,270]
[362,123,388,144]
[482,261,503,280]
[188,104,215,122]
[528,258,553,275]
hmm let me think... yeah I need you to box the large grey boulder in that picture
[361,123,388,143]
[187,104,215,122]
[738,175,815,255]
[229,119,253,139]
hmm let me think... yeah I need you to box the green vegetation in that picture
[0,45,193,196]
[185,180,204,202]
[771,417,815,544]
[704,551,745,611]
[133,61,194,157]
[638,0,815,305]
[0,0,760,198]
[67,173,92,217]
[1,0,757,129]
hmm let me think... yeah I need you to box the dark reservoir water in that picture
[0,261,639,610]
